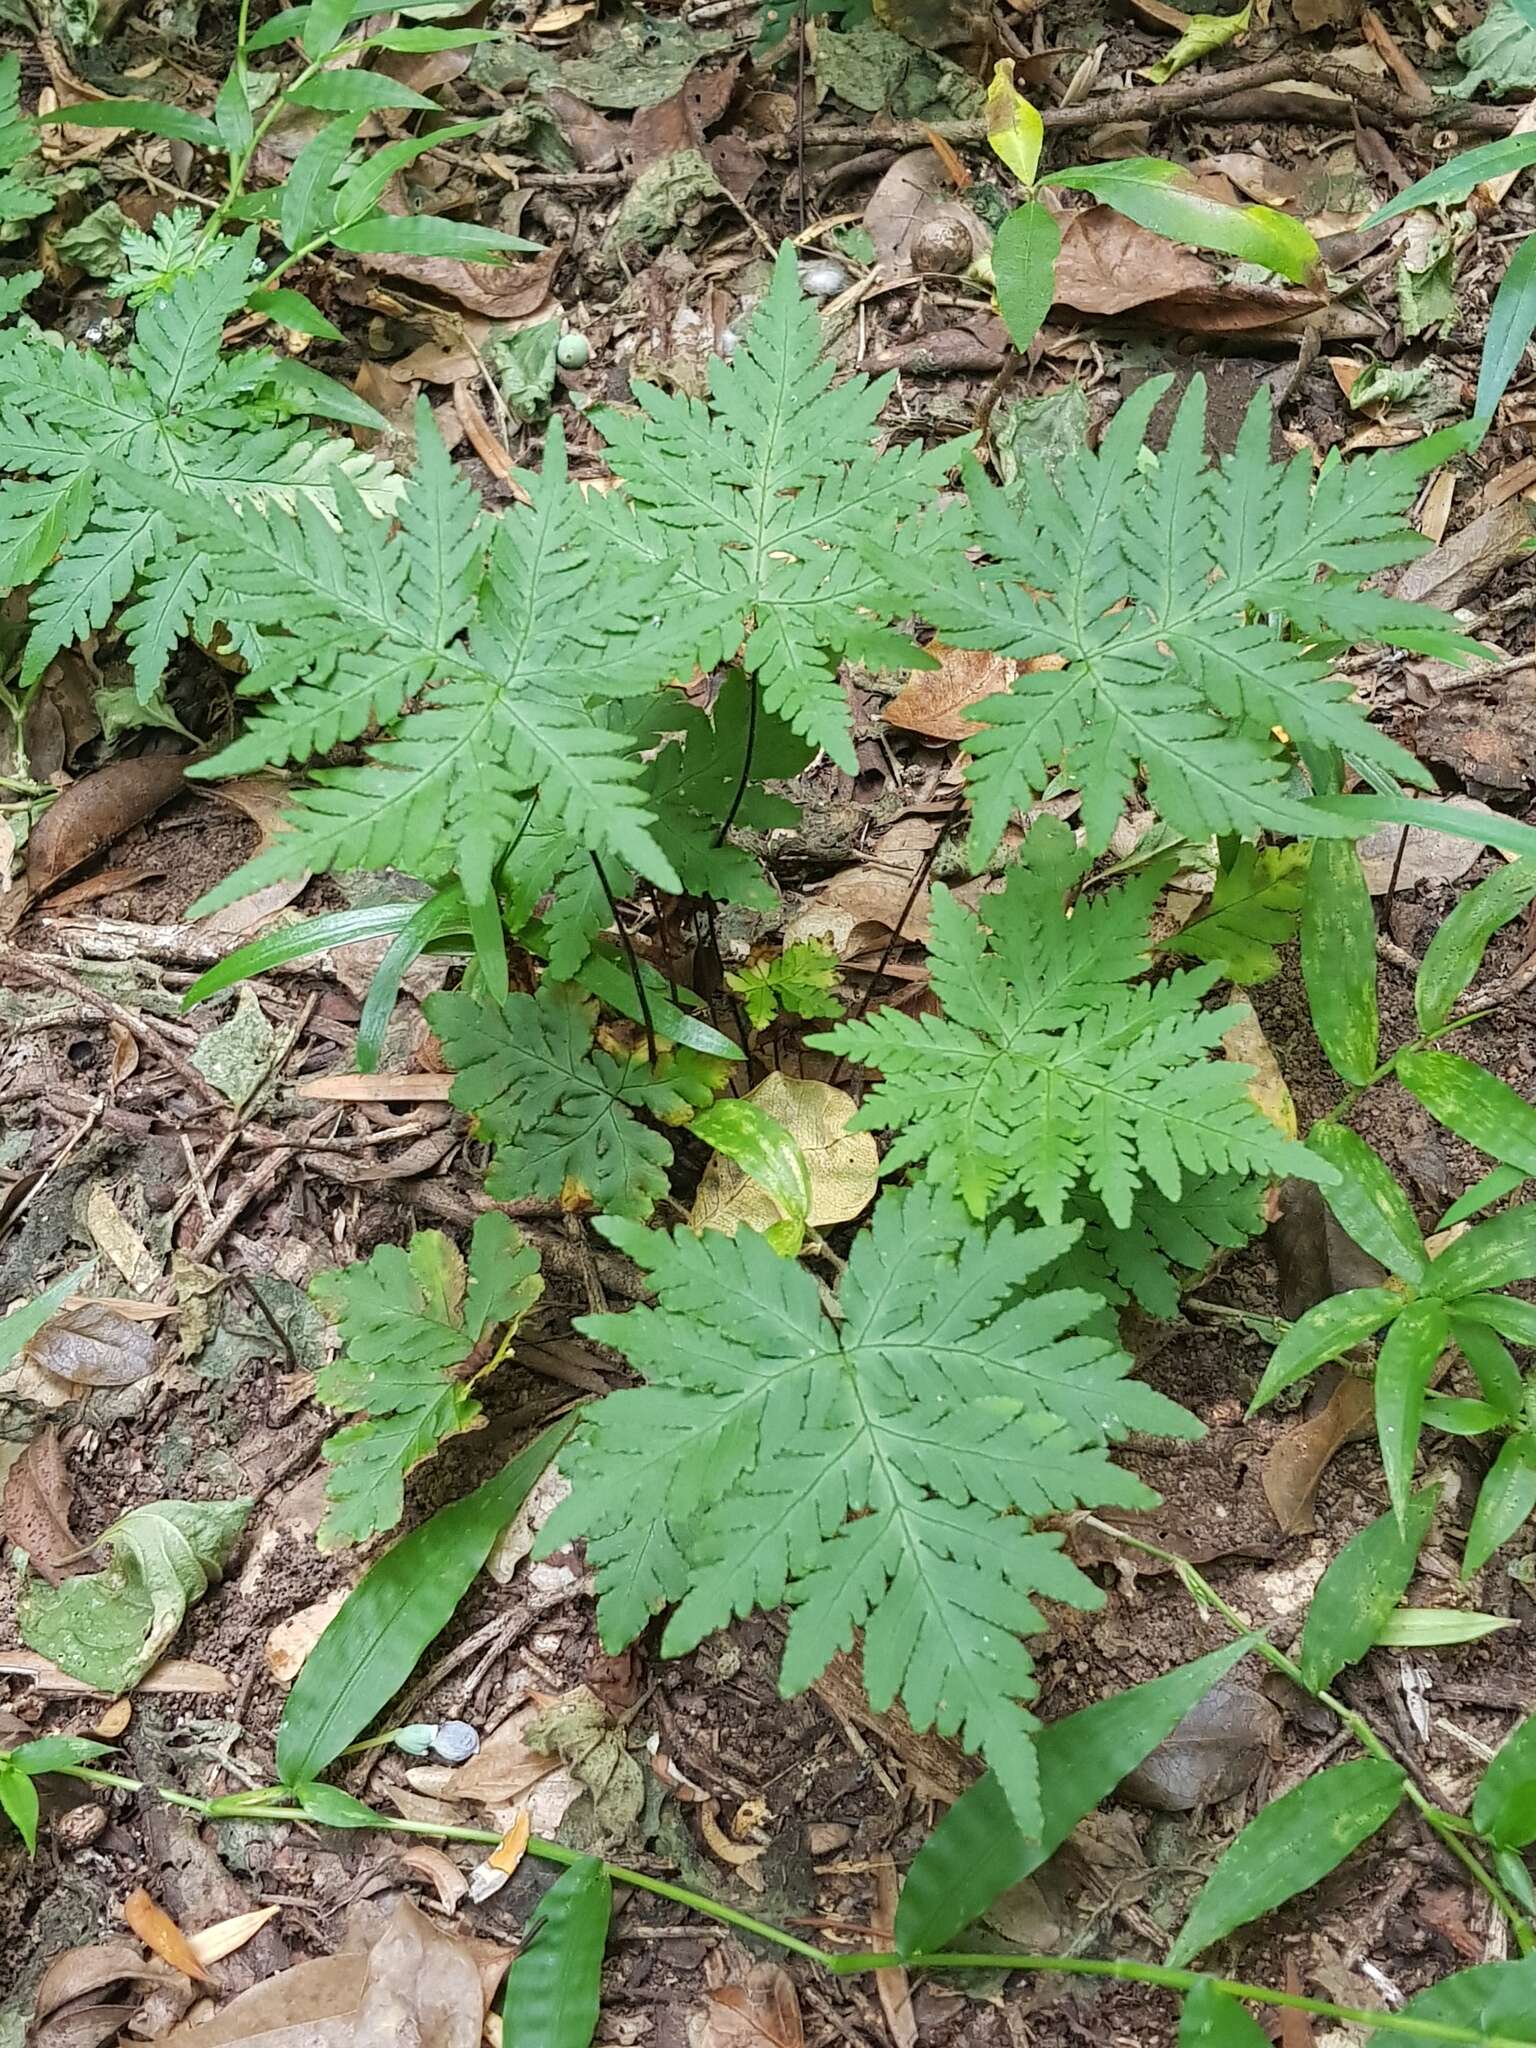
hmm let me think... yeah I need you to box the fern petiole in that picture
[712,665,758,848]
[591,853,657,1067]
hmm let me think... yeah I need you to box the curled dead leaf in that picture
[883,642,1018,743]
[2,1427,86,1585]
[26,753,188,898]
[34,1941,179,2021]
[1261,1373,1376,1535]
[699,1798,765,1867]
[397,1844,469,1913]
[123,1887,214,1986]
[186,1909,282,1969]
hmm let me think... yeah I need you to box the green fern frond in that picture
[916,377,1485,855]
[312,1214,543,1548]
[1162,841,1311,986]
[0,57,57,240]
[812,815,1323,1224]
[592,243,967,771]
[539,1182,1198,1832]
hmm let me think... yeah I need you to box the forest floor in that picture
[4,0,1536,2041]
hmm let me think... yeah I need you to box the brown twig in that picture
[0,949,221,1102]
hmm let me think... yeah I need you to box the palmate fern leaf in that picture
[129,409,692,905]
[812,815,1324,1225]
[590,243,967,771]
[539,1182,1199,1832]
[312,1214,542,1548]
[913,376,1487,854]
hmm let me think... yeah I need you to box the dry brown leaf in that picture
[1261,1373,1376,1535]
[397,1844,469,1913]
[1054,203,1210,314]
[1355,797,1493,894]
[264,1588,350,1685]
[699,1799,766,1868]
[186,1909,282,1969]
[26,753,188,897]
[34,1941,179,2020]
[1,1428,87,1584]
[691,1074,879,1237]
[1221,1010,1297,1141]
[883,643,1017,742]
[26,1301,161,1389]
[197,778,309,939]
[453,383,518,485]
[690,1959,804,2048]
[355,237,559,322]
[864,149,983,276]
[92,1697,132,1739]
[83,1183,158,1292]
[1392,493,1536,608]
[0,1651,229,1695]
[124,1888,214,1986]
[1481,97,1536,205]
[107,1019,140,1085]
[427,1704,560,1806]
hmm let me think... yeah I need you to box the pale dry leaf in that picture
[427,1703,560,1806]
[690,1074,878,1237]
[863,149,984,277]
[93,1696,132,1738]
[124,1887,214,1986]
[34,1941,179,2020]
[1221,1009,1298,1140]
[1356,797,1493,893]
[155,1898,508,2048]
[186,1908,282,1968]
[468,1812,531,1902]
[883,642,1017,743]
[83,1184,158,1293]
[871,1857,917,2048]
[297,1073,454,1102]
[487,1463,571,1584]
[25,1301,160,1388]
[699,1799,766,1868]
[264,1587,350,1686]
[1,1426,86,1584]
[689,1961,804,2048]
[107,1019,140,1084]
[0,1650,230,1695]
[398,1844,469,1913]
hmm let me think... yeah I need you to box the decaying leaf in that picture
[34,1941,179,2021]
[82,1183,158,1293]
[1118,1675,1282,1810]
[883,642,1018,742]
[525,1685,646,1847]
[689,1951,804,2048]
[123,1888,213,1985]
[1,1427,87,1585]
[690,1075,879,1238]
[153,1898,508,2047]
[1222,1009,1298,1141]
[25,1301,161,1389]
[423,1704,561,1807]
[264,1588,351,1686]
[25,752,187,897]
[1262,1373,1377,1535]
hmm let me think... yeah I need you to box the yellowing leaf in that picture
[1141,3,1249,84]
[690,1075,879,1240]
[123,1886,212,1984]
[985,59,1043,188]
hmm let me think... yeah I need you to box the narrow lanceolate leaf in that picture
[276,1418,574,1786]
[1308,793,1536,866]
[1426,1204,1536,1296]
[280,114,360,254]
[0,1766,39,1855]
[1456,1293,1536,1347]
[1167,1758,1406,1967]
[1374,1297,1450,1527]
[1365,134,1536,226]
[895,1637,1257,1957]
[1298,1489,1437,1693]
[502,1859,611,2048]
[330,214,540,260]
[1376,1608,1512,1648]
[1416,860,1536,1034]
[38,98,224,147]
[1178,1981,1269,2047]
[1042,159,1319,283]
[1247,1287,1403,1413]
[1301,839,1378,1087]
[1478,236,1536,422]
[1306,1124,1427,1284]
[1474,1712,1536,1849]
[1451,1314,1523,1420]
[1440,1164,1529,1232]
[1397,1049,1536,1178]
[1465,1434,1536,1578]
[992,201,1060,352]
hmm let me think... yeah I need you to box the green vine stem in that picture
[49,1765,1533,2044]
[1080,1517,1536,1956]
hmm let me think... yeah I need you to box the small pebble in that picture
[392,1723,440,1757]
[556,331,590,370]
[798,258,848,299]
[430,1719,481,1764]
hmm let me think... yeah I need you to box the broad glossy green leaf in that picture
[1298,1487,1437,1693]
[1398,1049,1536,1179]
[992,201,1060,352]
[248,286,343,340]
[0,1765,39,1854]
[1457,1292,1536,1346]
[1167,1758,1405,1967]
[1,1264,93,1371]
[1474,1712,1536,1848]
[280,114,360,254]
[1308,793,1536,864]
[502,1858,611,2048]
[1479,234,1536,423]
[895,1638,1257,1956]
[183,905,421,1007]
[287,70,439,113]
[1439,1164,1529,1231]
[1427,1204,1536,1297]
[1425,1393,1505,1435]
[1416,861,1536,1033]
[1307,1124,1426,1282]
[1178,1981,1269,2047]
[1376,1607,1513,1647]
[1365,136,1536,228]
[1373,1956,1536,2045]
[1449,1315,1523,1421]
[1375,1296,1450,1525]
[276,1418,573,1786]
[1301,839,1378,1086]
[331,213,540,259]
[690,1099,812,1254]
[1247,1288,1403,1413]
[1465,1433,1536,1576]
[38,99,223,147]
[1042,158,1319,283]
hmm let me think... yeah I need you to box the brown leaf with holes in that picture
[691,1959,804,2048]
[2,1428,87,1584]
[26,753,188,897]
[123,1889,213,1986]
